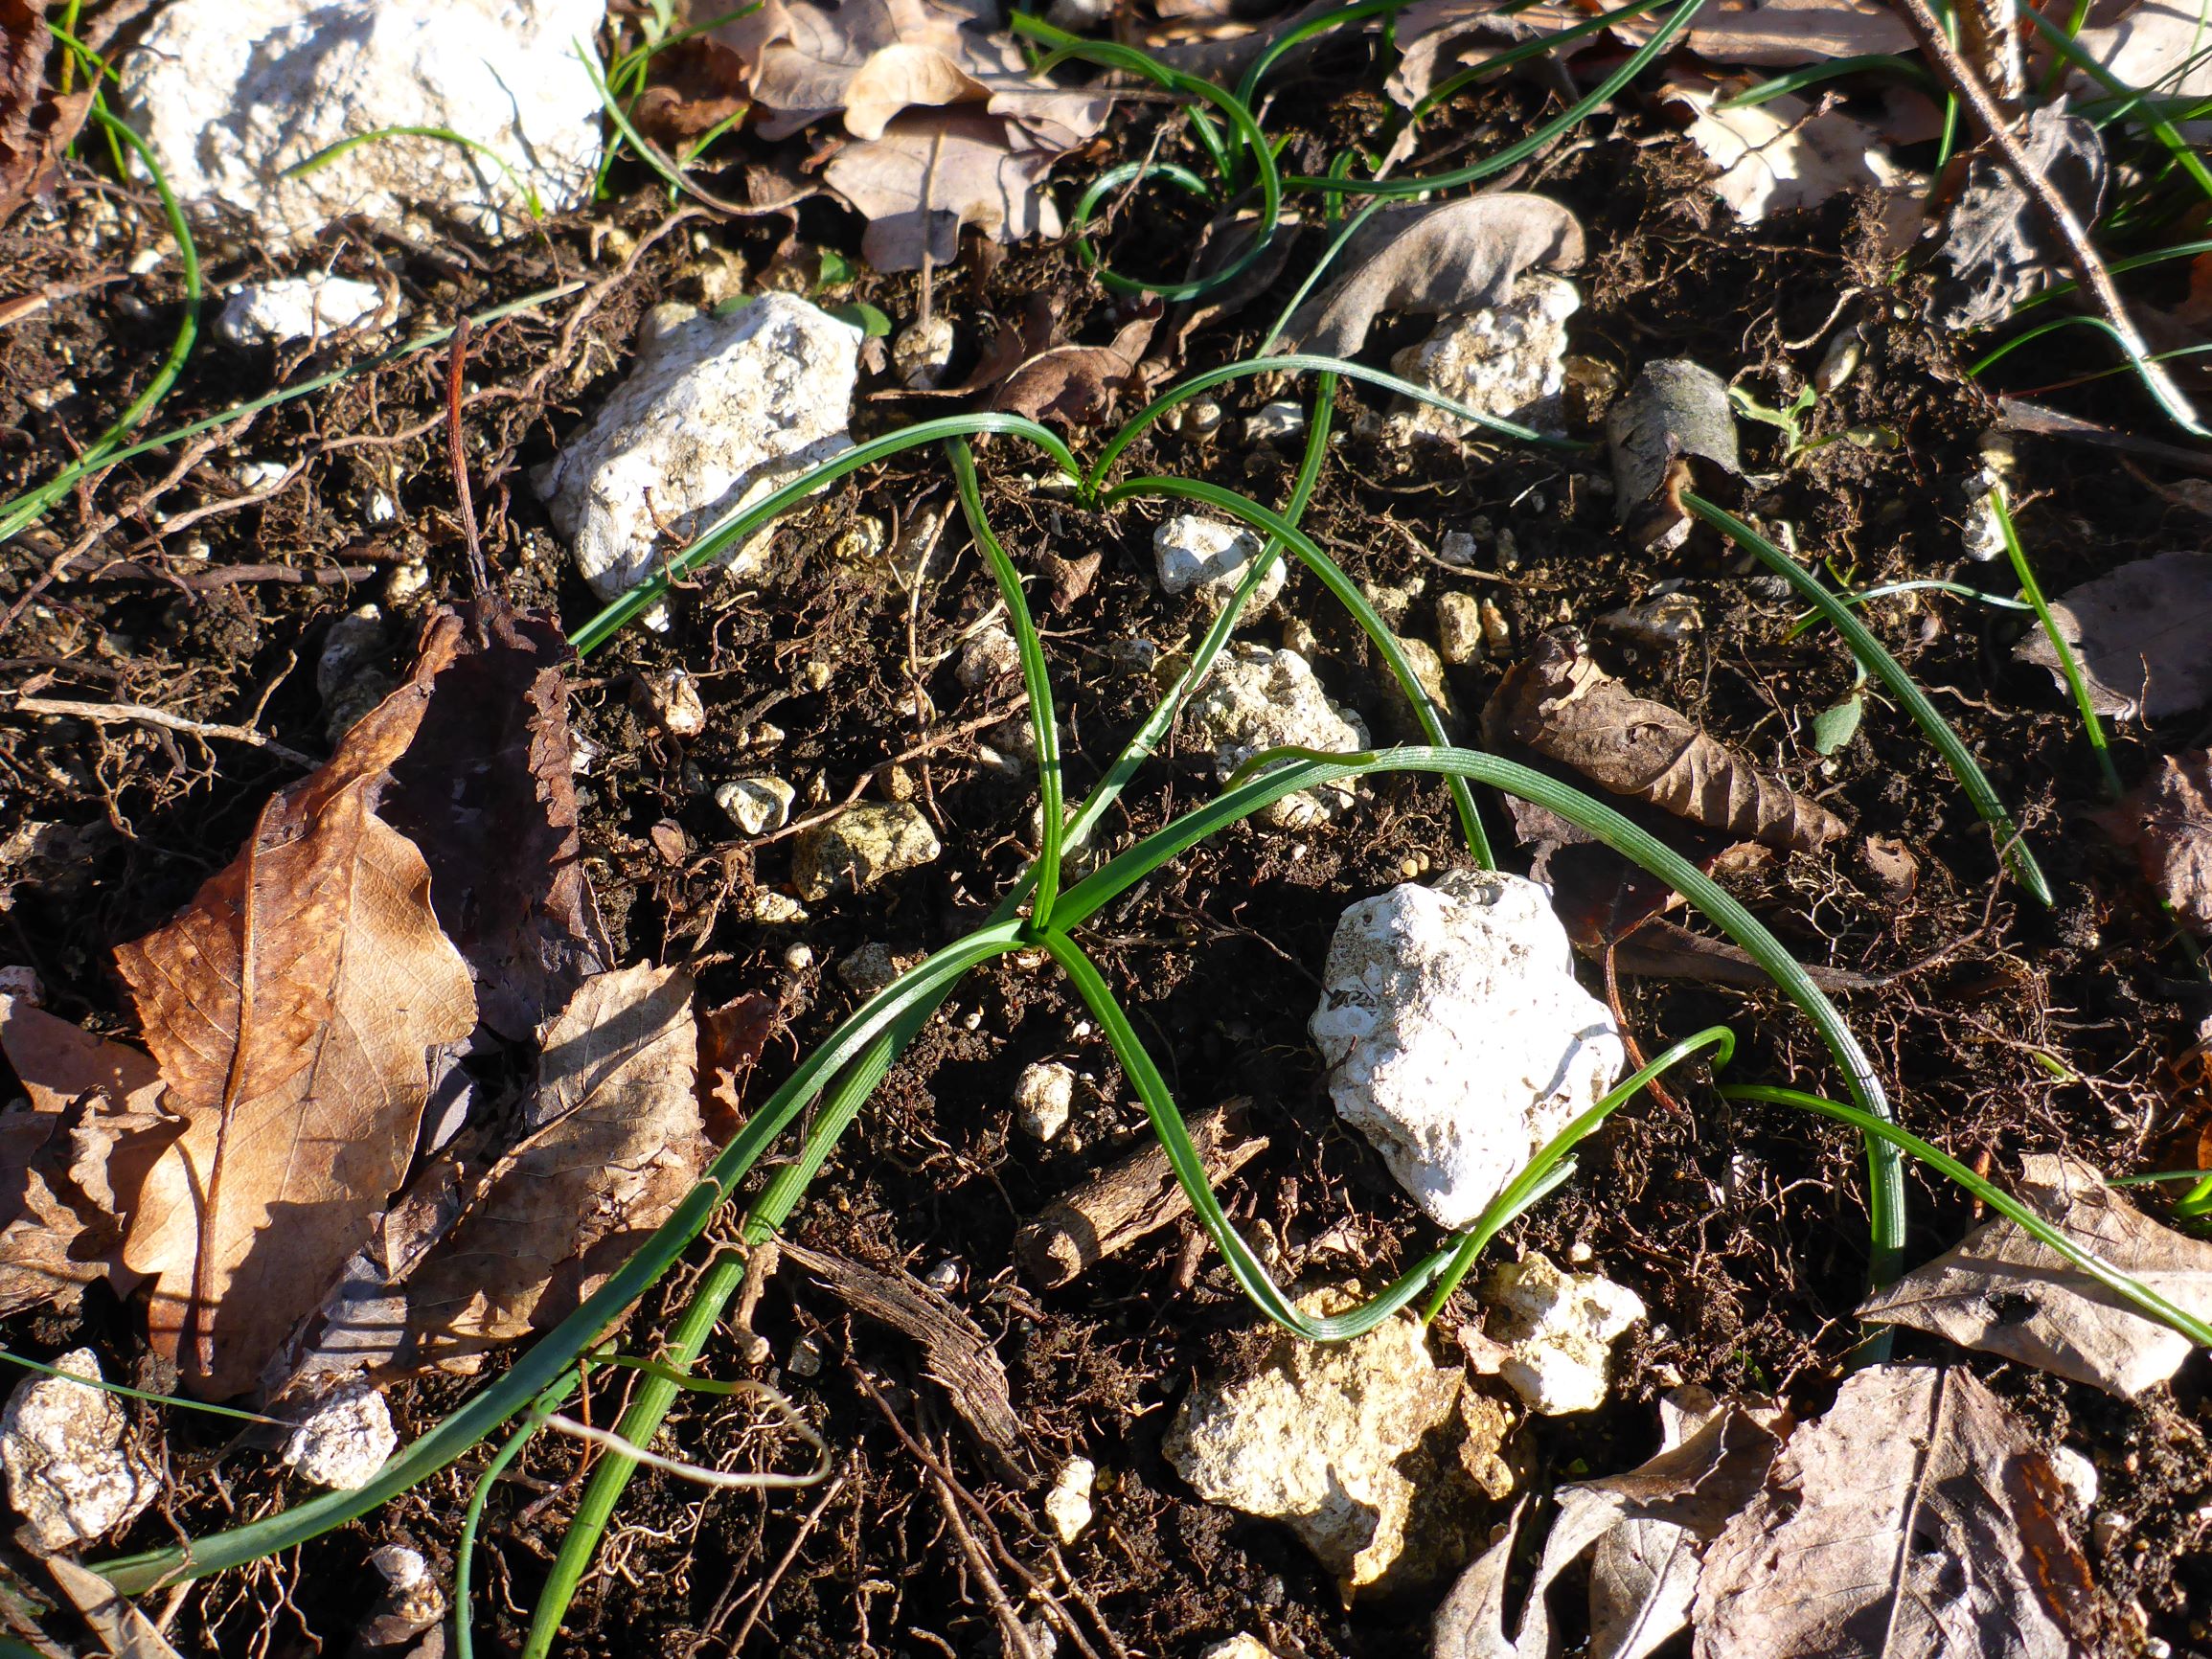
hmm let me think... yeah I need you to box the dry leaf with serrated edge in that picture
[2097,749,2212,931]
[1272,195,1585,361]
[1484,633,1846,854]
[1929,106,2107,333]
[1858,1153,2212,1398]
[1387,0,1634,110]
[0,0,94,230]
[1693,1365,2099,1658]
[1432,1390,1784,1659]
[117,625,477,1398]
[403,964,709,1361]
[2013,550,2212,720]
[0,996,176,1317]
[2069,0,2212,105]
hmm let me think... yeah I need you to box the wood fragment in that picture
[1015,1101,1267,1289]
[778,1239,1035,1484]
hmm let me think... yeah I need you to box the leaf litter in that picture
[2011,549,2212,720]
[2097,748,2212,931]
[1859,1153,2212,1397]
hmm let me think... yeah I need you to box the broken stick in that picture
[1016,1101,1268,1289]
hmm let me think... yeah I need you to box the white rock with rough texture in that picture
[1153,515,1286,612]
[539,294,860,602]
[1311,872,1623,1230]
[1390,274,1580,441]
[1165,1287,1512,1592]
[641,667,707,737]
[1043,1456,1096,1545]
[1483,1254,1645,1415]
[283,1379,397,1489]
[0,1350,159,1552]
[216,275,393,350]
[1201,1639,1277,1659]
[1244,402,1308,445]
[716,776,795,837]
[958,624,1022,689]
[1436,592,1485,667]
[790,801,941,901]
[118,0,605,244]
[1186,644,1369,830]
[1015,1060,1076,1143]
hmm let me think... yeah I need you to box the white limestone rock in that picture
[1483,1254,1645,1415]
[0,1350,158,1552]
[1389,274,1580,442]
[1310,872,1623,1230]
[716,776,795,837]
[957,624,1023,689]
[1043,1455,1096,1545]
[283,1377,397,1489]
[790,802,941,901]
[538,294,860,602]
[1015,1060,1076,1143]
[1186,644,1369,830]
[1244,401,1308,446]
[117,0,606,244]
[1164,1286,1514,1593]
[1201,1640,1276,1659]
[1153,514,1287,612]
[216,275,393,350]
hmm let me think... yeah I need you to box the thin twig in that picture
[446,315,490,608]
[7,695,317,767]
[1890,0,2204,434]
[710,1457,850,1657]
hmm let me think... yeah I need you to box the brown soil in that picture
[3,23,2209,1659]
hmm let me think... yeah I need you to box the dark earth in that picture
[2,12,2209,1658]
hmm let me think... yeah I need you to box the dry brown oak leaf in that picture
[1484,633,1846,855]
[0,996,175,1318]
[116,622,476,1398]
[1692,1365,2099,1658]
[402,963,710,1361]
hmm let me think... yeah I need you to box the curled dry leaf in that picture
[402,964,710,1362]
[0,996,176,1317]
[1693,1365,2099,1658]
[1605,359,1741,549]
[698,989,781,1142]
[717,0,1109,272]
[2012,550,2212,721]
[1431,1389,1785,1659]
[1272,195,1585,362]
[2097,748,2212,931]
[989,309,1157,424]
[0,0,95,229]
[1387,0,1641,109]
[1858,1153,2212,1398]
[1927,106,2107,333]
[1484,633,1846,855]
[116,625,477,1398]
[382,602,605,1041]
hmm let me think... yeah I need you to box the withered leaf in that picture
[0,0,94,230]
[1387,0,1628,110]
[1685,0,1914,66]
[403,964,710,1360]
[822,110,1065,273]
[1658,79,1919,231]
[698,989,780,1143]
[630,36,751,147]
[2012,550,2212,721]
[1858,1153,2212,1398]
[1693,1365,2098,1659]
[1484,633,1846,854]
[2070,0,2212,106]
[1433,1390,1785,1659]
[0,996,175,1317]
[383,604,604,1042]
[1927,106,2105,333]
[989,310,1157,425]
[1274,194,1585,361]
[116,626,477,1398]
[1606,359,1742,548]
[2096,749,2212,931]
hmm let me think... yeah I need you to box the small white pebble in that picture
[283,1380,396,1490]
[2048,1444,2098,1512]
[1015,1060,1077,1143]
[787,1334,826,1377]
[642,668,707,737]
[1043,1456,1096,1545]
[236,460,287,491]
[924,1260,961,1292]
[783,943,815,971]
[364,489,399,525]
